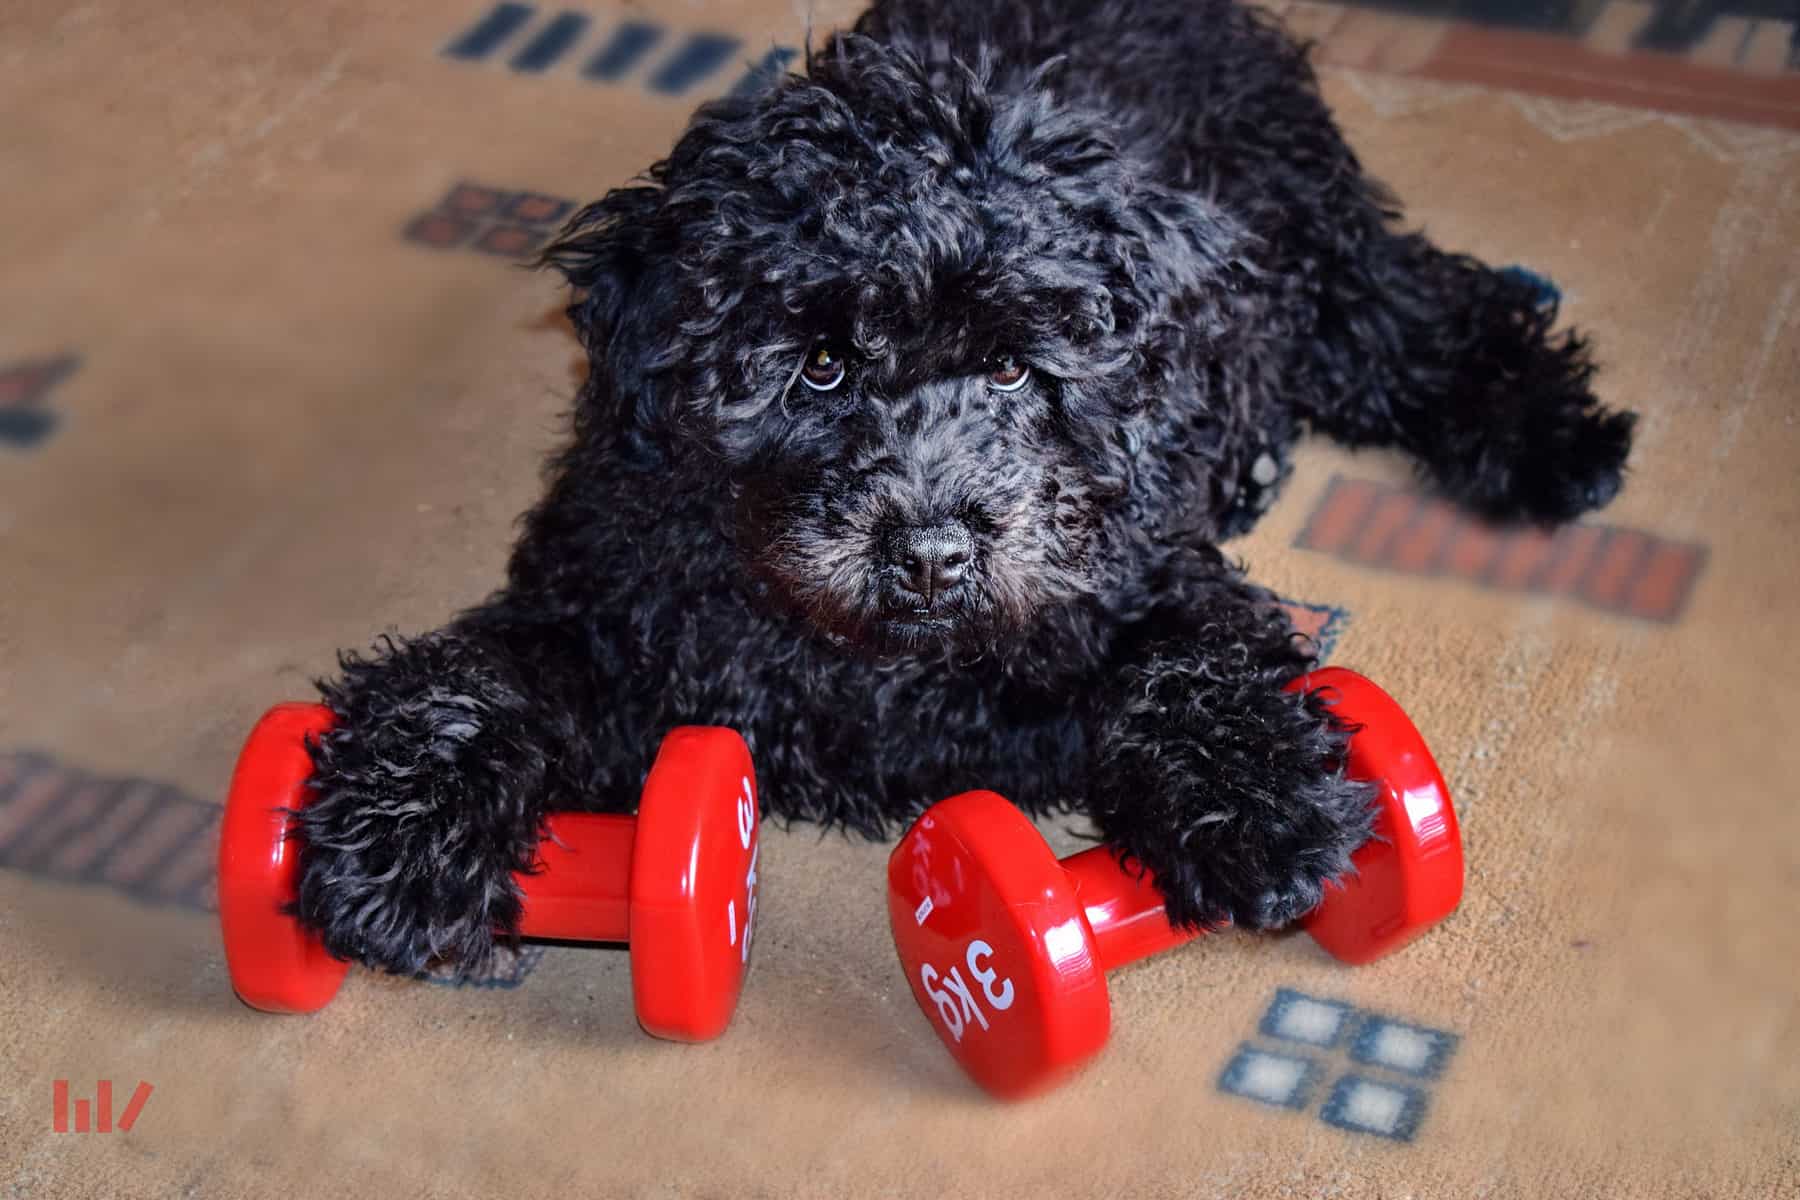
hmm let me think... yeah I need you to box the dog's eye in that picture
[987,355,1030,392]
[800,345,847,392]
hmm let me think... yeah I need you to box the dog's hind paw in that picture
[1500,403,1636,524]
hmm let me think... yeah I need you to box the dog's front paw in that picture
[291,644,544,975]
[1151,767,1378,932]
[1095,674,1380,933]
[293,809,520,976]
[1173,766,1368,935]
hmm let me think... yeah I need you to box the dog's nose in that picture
[883,522,973,601]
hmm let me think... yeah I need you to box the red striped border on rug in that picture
[1294,476,1707,622]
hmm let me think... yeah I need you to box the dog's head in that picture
[544,35,1249,656]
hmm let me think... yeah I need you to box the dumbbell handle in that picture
[1062,847,1202,973]
[515,813,640,942]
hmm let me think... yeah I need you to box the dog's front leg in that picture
[292,613,610,976]
[1086,562,1377,932]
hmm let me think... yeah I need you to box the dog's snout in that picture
[883,521,973,601]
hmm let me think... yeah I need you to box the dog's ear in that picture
[987,90,1252,386]
[537,179,667,360]
[536,178,683,446]
[1101,180,1253,374]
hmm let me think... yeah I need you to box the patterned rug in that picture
[2,2,1795,1196]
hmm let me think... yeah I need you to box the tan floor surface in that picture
[2,2,1797,1196]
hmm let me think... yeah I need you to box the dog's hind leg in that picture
[1294,229,1635,524]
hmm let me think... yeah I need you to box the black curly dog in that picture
[294,0,1634,974]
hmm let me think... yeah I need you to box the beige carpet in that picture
[3,2,1797,1196]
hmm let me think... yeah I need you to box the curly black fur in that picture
[295,0,1634,974]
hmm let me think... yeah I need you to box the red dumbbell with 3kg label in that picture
[218,702,761,1041]
[886,667,1462,1099]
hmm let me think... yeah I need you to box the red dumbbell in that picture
[886,667,1463,1099]
[218,702,761,1041]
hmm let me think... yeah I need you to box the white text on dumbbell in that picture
[919,940,1014,1043]
[728,775,759,963]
